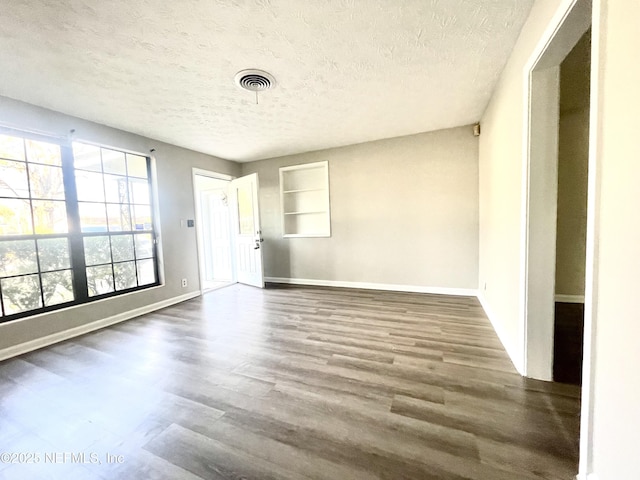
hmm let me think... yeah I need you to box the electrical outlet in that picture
[181,278,187,288]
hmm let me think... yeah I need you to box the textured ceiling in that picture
[0,0,533,162]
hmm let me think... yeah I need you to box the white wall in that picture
[479,0,640,477]
[241,126,479,294]
[478,0,569,372]
[0,96,240,353]
[587,0,640,477]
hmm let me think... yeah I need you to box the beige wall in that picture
[0,96,240,351]
[480,0,640,476]
[478,0,566,368]
[241,126,479,292]
[588,0,640,477]
[555,31,590,297]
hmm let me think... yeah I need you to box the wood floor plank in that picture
[0,284,580,479]
[144,423,311,480]
[183,416,378,480]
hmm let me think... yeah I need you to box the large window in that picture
[0,129,159,322]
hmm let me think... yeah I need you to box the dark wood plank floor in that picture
[553,302,584,385]
[0,285,581,480]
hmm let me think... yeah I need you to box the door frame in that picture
[521,0,591,380]
[192,168,234,294]
[520,0,600,477]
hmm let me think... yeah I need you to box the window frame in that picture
[0,127,160,323]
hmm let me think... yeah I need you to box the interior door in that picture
[230,173,264,288]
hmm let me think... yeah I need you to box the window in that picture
[0,129,159,322]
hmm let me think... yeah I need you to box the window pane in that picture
[0,198,33,235]
[111,234,134,262]
[136,258,155,286]
[114,261,136,290]
[0,240,37,276]
[37,238,70,272]
[25,140,61,166]
[75,170,105,202]
[106,203,132,232]
[134,233,154,259]
[133,205,152,231]
[102,149,126,175]
[28,164,65,199]
[0,159,29,198]
[73,143,102,172]
[129,178,150,205]
[84,235,112,266]
[32,200,68,234]
[79,202,107,232]
[42,270,74,306]
[0,136,159,319]
[127,154,148,178]
[104,174,129,203]
[86,265,114,297]
[0,134,25,161]
[1,274,42,315]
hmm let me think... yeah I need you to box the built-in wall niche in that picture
[279,161,331,237]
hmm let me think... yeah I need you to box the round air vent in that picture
[234,69,276,92]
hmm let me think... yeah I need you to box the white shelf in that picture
[283,233,330,238]
[283,210,327,216]
[279,161,331,237]
[282,188,324,194]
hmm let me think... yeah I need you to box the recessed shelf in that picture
[282,188,324,194]
[283,210,327,215]
[279,161,331,238]
[283,233,329,238]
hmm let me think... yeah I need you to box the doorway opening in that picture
[192,169,265,292]
[553,29,591,386]
[522,0,591,381]
[522,0,595,476]
[193,171,234,293]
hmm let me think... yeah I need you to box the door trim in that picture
[520,0,598,477]
[192,168,235,294]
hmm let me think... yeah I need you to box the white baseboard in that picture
[0,291,200,362]
[477,293,525,375]
[555,294,585,303]
[576,474,600,480]
[265,277,478,297]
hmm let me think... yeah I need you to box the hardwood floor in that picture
[0,285,581,479]
[553,302,584,385]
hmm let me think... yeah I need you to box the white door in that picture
[205,189,232,281]
[230,173,264,288]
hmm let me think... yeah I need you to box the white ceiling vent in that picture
[234,69,276,92]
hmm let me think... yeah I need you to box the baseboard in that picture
[265,277,478,297]
[555,294,585,303]
[0,291,200,362]
[576,473,600,480]
[477,293,525,375]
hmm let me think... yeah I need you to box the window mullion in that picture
[61,144,89,303]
